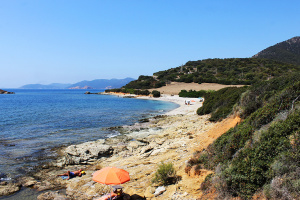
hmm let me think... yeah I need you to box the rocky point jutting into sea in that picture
[0,92,241,200]
[0,89,14,94]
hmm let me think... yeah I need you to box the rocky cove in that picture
[0,95,240,199]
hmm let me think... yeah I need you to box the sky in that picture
[0,0,299,88]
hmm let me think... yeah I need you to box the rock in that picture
[63,140,113,165]
[0,89,15,94]
[0,183,21,196]
[154,186,166,196]
[150,148,167,156]
[112,143,127,154]
[0,182,7,186]
[23,180,37,187]
[34,180,56,191]
[20,176,38,187]
[154,138,166,145]
[37,191,68,200]
[127,141,146,152]
[144,186,155,198]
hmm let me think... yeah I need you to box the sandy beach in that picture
[138,94,203,116]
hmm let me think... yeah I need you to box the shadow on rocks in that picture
[130,194,146,200]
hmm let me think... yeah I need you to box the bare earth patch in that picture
[149,82,245,95]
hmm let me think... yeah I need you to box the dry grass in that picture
[149,82,245,95]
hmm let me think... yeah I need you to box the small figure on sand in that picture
[57,169,85,180]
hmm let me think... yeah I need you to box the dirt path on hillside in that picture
[193,115,242,152]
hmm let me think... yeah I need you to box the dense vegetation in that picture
[105,88,150,96]
[197,86,248,121]
[116,37,300,199]
[123,75,166,89]
[151,90,161,98]
[253,36,300,66]
[178,89,212,98]
[186,73,300,199]
[123,58,299,89]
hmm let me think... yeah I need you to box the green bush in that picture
[152,90,161,98]
[123,75,166,89]
[239,72,300,118]
[200,173,213,191]
[153,58,300,86]
[178,89,212,98]
[223,110,300,199]
[152,162,177,186]
[187,74,300,199]
[197,86,248,121]
[105,88,150,96]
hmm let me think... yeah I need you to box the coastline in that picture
[106,92,203,116]
[1,94,239,199]
[137,94,203,116]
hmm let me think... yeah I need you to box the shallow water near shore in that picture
[0,187,41,200]
[0,89,178,179]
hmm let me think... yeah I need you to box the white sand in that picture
[137,94,203,115]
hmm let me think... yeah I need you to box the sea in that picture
[0,89,178,180]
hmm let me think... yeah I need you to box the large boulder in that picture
[62,139,113,165]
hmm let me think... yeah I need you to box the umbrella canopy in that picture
[93,167,130,185]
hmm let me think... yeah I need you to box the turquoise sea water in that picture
[0,89,178,179]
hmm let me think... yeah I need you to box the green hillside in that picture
[120,37,300,199]
[186,73,300,199]
[253,36,300,66]
[123,58,299,89]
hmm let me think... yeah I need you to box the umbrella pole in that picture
[110,185,112,200]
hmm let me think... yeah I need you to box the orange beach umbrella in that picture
[93,167,130,185]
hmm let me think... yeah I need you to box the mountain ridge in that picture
[67,78,135,89]
[19,83,72,89]
[253,36,300,65]
[19,78,135,89]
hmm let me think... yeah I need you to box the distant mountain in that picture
[19,83,72,89]
[67,78,135,89]
[253,36,300,65]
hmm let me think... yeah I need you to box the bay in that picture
[0,89,178,178]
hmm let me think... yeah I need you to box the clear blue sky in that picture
[1,0,299,88]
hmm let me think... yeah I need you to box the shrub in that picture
[187,74,300,199]
[178,89,212,98]
[152,162,177,185]
[197,86,248,121]
[152,90,161,98]
[200,173,213,191]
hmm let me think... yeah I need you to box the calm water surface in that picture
[0,89,178,178]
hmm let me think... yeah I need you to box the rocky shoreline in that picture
[0,95,239,199]
[0,89,15,94]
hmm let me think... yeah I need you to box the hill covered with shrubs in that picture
[107,37,300,199]
[186,73,300,199]
[253,36,300,66]
[123,58,299,89]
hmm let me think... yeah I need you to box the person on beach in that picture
[57,169,85,180]
[96,186,130,200]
